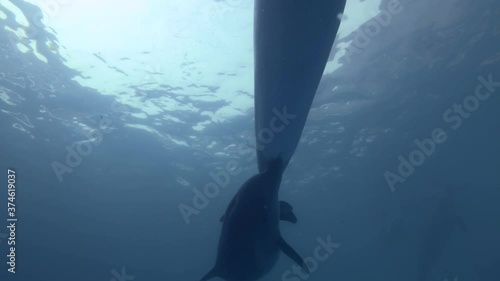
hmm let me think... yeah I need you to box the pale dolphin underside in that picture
[254,0,347,173]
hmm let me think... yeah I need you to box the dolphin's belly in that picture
[253,207,281,276]
[217,203,281,281]
[217,240,280,281]
[254,241,280,275]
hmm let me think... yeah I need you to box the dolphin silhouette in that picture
[200,1,346,280]
[200,157,306,281]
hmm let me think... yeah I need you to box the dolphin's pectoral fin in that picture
[278,238,309,274]
[280,210,297,224]
[199,267,218,281]
[279,201,297,224]
[279,201,293,210]
[219,214,224,222]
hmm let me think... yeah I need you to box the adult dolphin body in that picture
[200,1,347,280]
[254,0,346,173]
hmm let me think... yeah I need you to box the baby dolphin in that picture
[200,158,307,281]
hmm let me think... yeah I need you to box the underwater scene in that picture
[0,0,499,280]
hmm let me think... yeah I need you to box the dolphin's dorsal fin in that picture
[280,201,297,223]
[278,238,309,273]
[199,267,218,281]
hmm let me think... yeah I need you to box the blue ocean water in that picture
[0,0,499,281]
